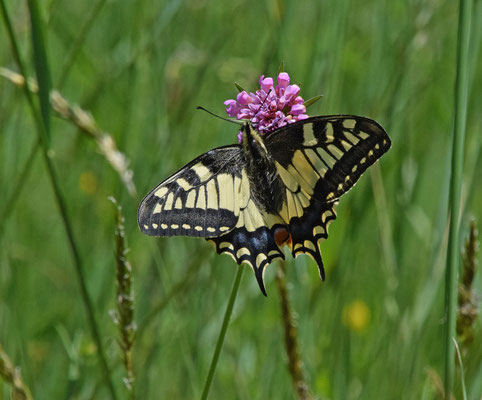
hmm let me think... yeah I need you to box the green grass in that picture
[1,1,481,399]
[444,0,473,396]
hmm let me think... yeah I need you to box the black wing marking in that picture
[138,146,245,238]
[266,115,390,277]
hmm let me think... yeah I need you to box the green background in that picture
[1,0,481,399]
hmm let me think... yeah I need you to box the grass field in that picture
[1,1,481,399]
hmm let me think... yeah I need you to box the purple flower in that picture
[224,72,309,142]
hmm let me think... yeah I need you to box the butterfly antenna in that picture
[260,88,272,108]
[251,88,272,122]
[197,106,244,126]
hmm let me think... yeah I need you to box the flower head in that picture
[224,72,309,142]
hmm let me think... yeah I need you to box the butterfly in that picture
[138,115,391,295]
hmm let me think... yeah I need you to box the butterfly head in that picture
[241,122,268,157]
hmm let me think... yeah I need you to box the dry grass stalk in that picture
[110,197,136,397]
[457,219,479,347]
[275,261,313,400]
[0,344,33,400]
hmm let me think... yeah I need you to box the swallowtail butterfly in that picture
[138,116,391,295]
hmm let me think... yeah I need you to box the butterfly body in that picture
[138,115,391,295]
[241,125,286,215]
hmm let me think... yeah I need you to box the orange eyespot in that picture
[274,227,291,247]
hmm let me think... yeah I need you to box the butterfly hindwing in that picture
[138,146,245,238]
[208,223,285,296]
[208,191,286,295]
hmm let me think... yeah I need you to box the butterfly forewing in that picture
[266,115,391,203]
[138,146,245,238]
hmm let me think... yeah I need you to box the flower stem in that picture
[444,0,473,397]
[200,265,244,400]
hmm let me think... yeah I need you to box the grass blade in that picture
[27,0,50,141]
[444,0,473,396]
[452,338,467,400]
[0,138,39,239]
[137,247,210,340]
[200,264,244,400]
[57,0,107,89]
[1,2,118,398]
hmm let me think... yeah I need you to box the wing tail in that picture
[288,201,337,281]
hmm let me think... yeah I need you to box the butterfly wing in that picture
[138,146,245,238]
[265,115,391,278]
[138,145,285,293]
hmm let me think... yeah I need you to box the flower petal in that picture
[224,99,241,117]
[290,104,306,116]
[277,72,290,88]
[238,109,254,119]
[284,84,300,101]
[293,95,304,104]
[237,91,252,105]
[259,76,274,92]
